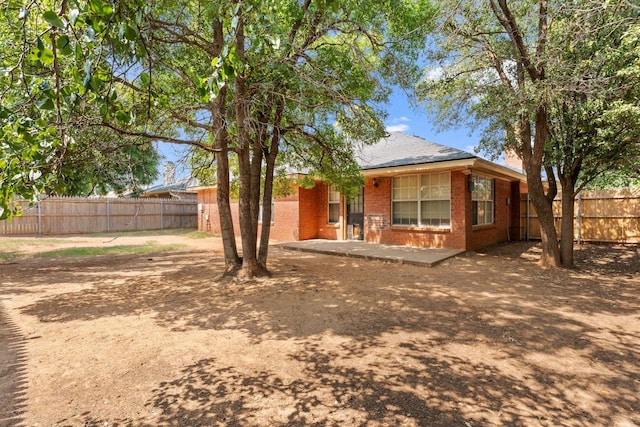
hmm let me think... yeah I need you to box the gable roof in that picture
[143,176,198,197]
[357,132,476,170]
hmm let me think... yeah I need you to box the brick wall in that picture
[196,188,302,242]
[198,171,526,250]
[469,177,514,250]
[364,172,468,250]
[313,182,343,240]
[298,186,320,240]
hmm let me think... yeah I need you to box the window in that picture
[392,172,450,227]
[258,198,275,224]
[328,186,340,223]
[472,175,494,226]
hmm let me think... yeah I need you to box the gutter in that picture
[361,158,526,182]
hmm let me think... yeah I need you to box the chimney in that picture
[163,161,176,186]
[504,149,523,171]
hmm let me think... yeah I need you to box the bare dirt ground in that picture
[0,231,639,427]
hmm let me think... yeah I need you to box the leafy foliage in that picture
[51,126,159,196]
[2,0,435,275]
[0,0,153,218]
[417,0,640,267]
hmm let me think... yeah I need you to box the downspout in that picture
[342,195,347,241]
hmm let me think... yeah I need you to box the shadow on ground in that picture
[4,242,640,426]
[0,303,29,426]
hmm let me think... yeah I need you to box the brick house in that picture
[193,132,527,251]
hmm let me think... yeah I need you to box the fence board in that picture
[520,189,640,243]
[0,197,197,235]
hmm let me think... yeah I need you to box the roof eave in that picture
[472,158,527,182]
[361,158,477,176]
[361,158,526,182]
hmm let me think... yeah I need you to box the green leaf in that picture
[39,48,55,65]
[56,35,73,55]
[83,60,92,89]
[36,98,55,110]
[43,11,65,29]
[84,27,96,43]
[124,25,138,41]
[90,0,114,17]
[140,72,150,86]
[115,109,130,123]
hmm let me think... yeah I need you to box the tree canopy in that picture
[418,0,640,267]
[1,0,435,276]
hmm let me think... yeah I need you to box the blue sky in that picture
[152,88,489,186]
[382,89,485,157]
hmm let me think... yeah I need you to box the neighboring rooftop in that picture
[142,176,198,198]
[357,132,476,170]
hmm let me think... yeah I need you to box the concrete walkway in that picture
[275,239,465,267]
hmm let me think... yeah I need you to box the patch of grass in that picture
[89,228,194,238]
[0,252,24,262]
[0,238,70,253]
[185,230,216,239]
[36,243,186,258]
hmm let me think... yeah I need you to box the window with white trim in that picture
[258,198,275,224]
[471,175,494,226]
[328,186,340,223]
[392,172,450,227]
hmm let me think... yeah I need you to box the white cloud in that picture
[386,116,411,133]
[386,123,410,133]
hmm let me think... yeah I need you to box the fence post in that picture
[160,199,164,231]
[106,199,110,233]
[37,199,42,236]
[526,193,530,241]
[577,192,582,245]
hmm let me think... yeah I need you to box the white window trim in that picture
[391,172,451,228]
[328,186,340,224]
[471,175,494,226]
[258,198,275,224]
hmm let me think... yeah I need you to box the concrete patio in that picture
[275,239,465,267]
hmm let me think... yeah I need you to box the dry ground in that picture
[0,232,639,426]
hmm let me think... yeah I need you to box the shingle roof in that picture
[356,132,476,170]
[144,176,198,194]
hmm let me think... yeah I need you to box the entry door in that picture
[347,187,364,240]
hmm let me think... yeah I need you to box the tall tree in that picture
[51,126,160,197]
[545,8,640,267]
[418,0,639,267]
[1,0,435,276]
[419,0,561,266]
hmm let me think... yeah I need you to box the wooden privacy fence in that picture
[521,189,640,244]
[0,197,197,236]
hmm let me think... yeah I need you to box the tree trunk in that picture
[258,139,279,265]
[214,126,241,271]
[234,11,266,278]
[258,102,284,265]
[526,168,560,267]
[211,18,240,272]
[519,109,561,267]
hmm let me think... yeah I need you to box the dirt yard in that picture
[1,231,638,426]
